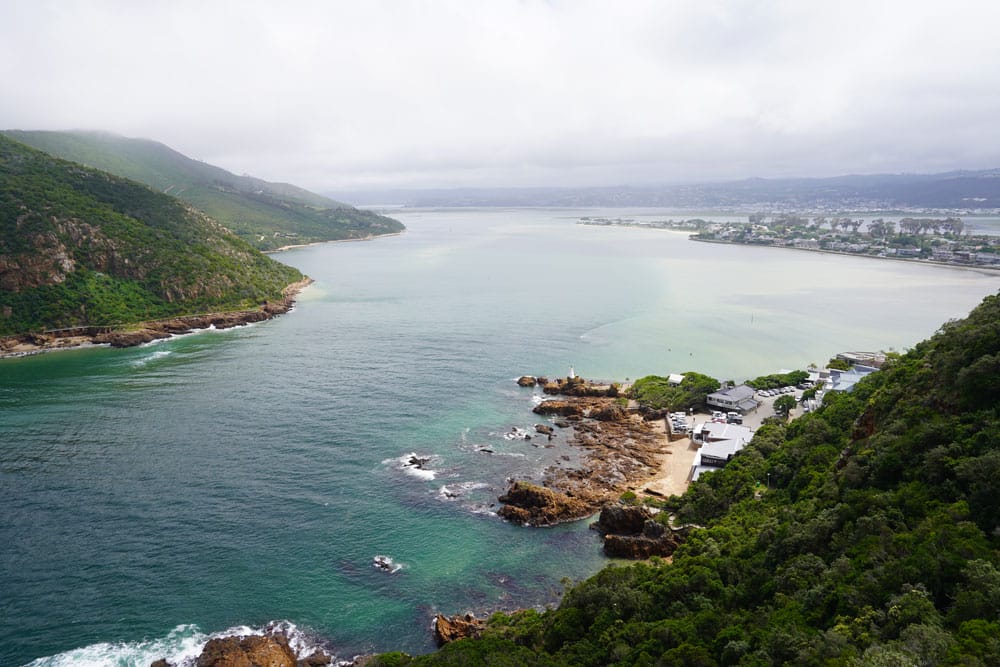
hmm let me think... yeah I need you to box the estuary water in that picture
[3,208,1000,666]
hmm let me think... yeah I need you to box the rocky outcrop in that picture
[534,424,554,436]
[497,481,592,526]
[602,519,686,559]
[593,504,653,535]
[195,634,296,667]
[297,651,334,666]
[591,403,627,422]
[516,375,537,387]
[433,613,486,646]
[542,376,620,397]
[593,504,689,559]
[533,400,585,417]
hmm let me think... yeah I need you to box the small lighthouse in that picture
[568,365,576,379]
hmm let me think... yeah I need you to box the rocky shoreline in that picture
[498,375,673,529]
[0,278,313,358]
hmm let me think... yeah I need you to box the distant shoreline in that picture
[266,231,404,253]
[690,236,1000,274]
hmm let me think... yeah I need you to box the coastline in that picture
[265,230,404,253]
[0,277,314,359]
[690,236,1000,274]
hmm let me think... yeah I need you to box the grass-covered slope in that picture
[389,293,1000,666]
[3,130,404,250]
[0,134,304,335]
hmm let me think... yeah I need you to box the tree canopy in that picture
[383,291,1000,666]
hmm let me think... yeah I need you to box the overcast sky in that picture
[3,0,1000,191]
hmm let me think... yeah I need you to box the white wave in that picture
[437,481,488,500]
[373,554,404,574]
[24,621,330,667]
[503,427,533,441]
[131,350,173,366]
[383,452,438,480]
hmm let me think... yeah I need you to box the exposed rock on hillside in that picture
[433,613,486,646]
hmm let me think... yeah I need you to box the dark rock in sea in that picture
[554,420,571,428]
[150,659,172,667]
[534,424,554,436]
[433,613,486,646]
[478,448,494,454]
[196,634,296,667]
[516,375,537,387]
[497,480,591,526]
[406,455,431,469]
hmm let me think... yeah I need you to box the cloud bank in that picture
[3,0,999,190]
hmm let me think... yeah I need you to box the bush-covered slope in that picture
[3,130,404,250]
[0,134,304,334]
[391,293,1000,666]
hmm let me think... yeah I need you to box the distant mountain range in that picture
[333,169,1000,211]
[3,130,403,250]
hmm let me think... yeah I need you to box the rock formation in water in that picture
[497,481,591,526]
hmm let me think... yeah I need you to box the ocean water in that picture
[3,208,999,666]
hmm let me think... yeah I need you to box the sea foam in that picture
[24,621,330,667]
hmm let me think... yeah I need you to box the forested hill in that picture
[392,293,1000,665]
[3,130,404,251]
[0,134,304,335]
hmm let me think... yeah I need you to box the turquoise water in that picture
[3,208,1000,666]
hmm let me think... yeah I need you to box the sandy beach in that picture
[640,421,700,498]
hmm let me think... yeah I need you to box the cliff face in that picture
[0,134,303,334]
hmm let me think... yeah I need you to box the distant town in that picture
[579,214,1000,269]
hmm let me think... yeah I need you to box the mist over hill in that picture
[4,130,404,251]
[333,169,1000,211]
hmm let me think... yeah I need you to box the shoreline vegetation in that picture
[0,277,313,358]
[264,230,404,253]
[579,214,1000,272]
[0,228,401,360]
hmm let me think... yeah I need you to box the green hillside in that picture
[0,134,304,335]
[387,293,1000,665]
[3,130,404,250]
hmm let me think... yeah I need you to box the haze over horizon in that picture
[3,1,1000,193]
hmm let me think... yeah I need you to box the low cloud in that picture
[3,0,999,190]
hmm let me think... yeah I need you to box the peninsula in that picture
[0,134,307,350]
[580,214,1000,271]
